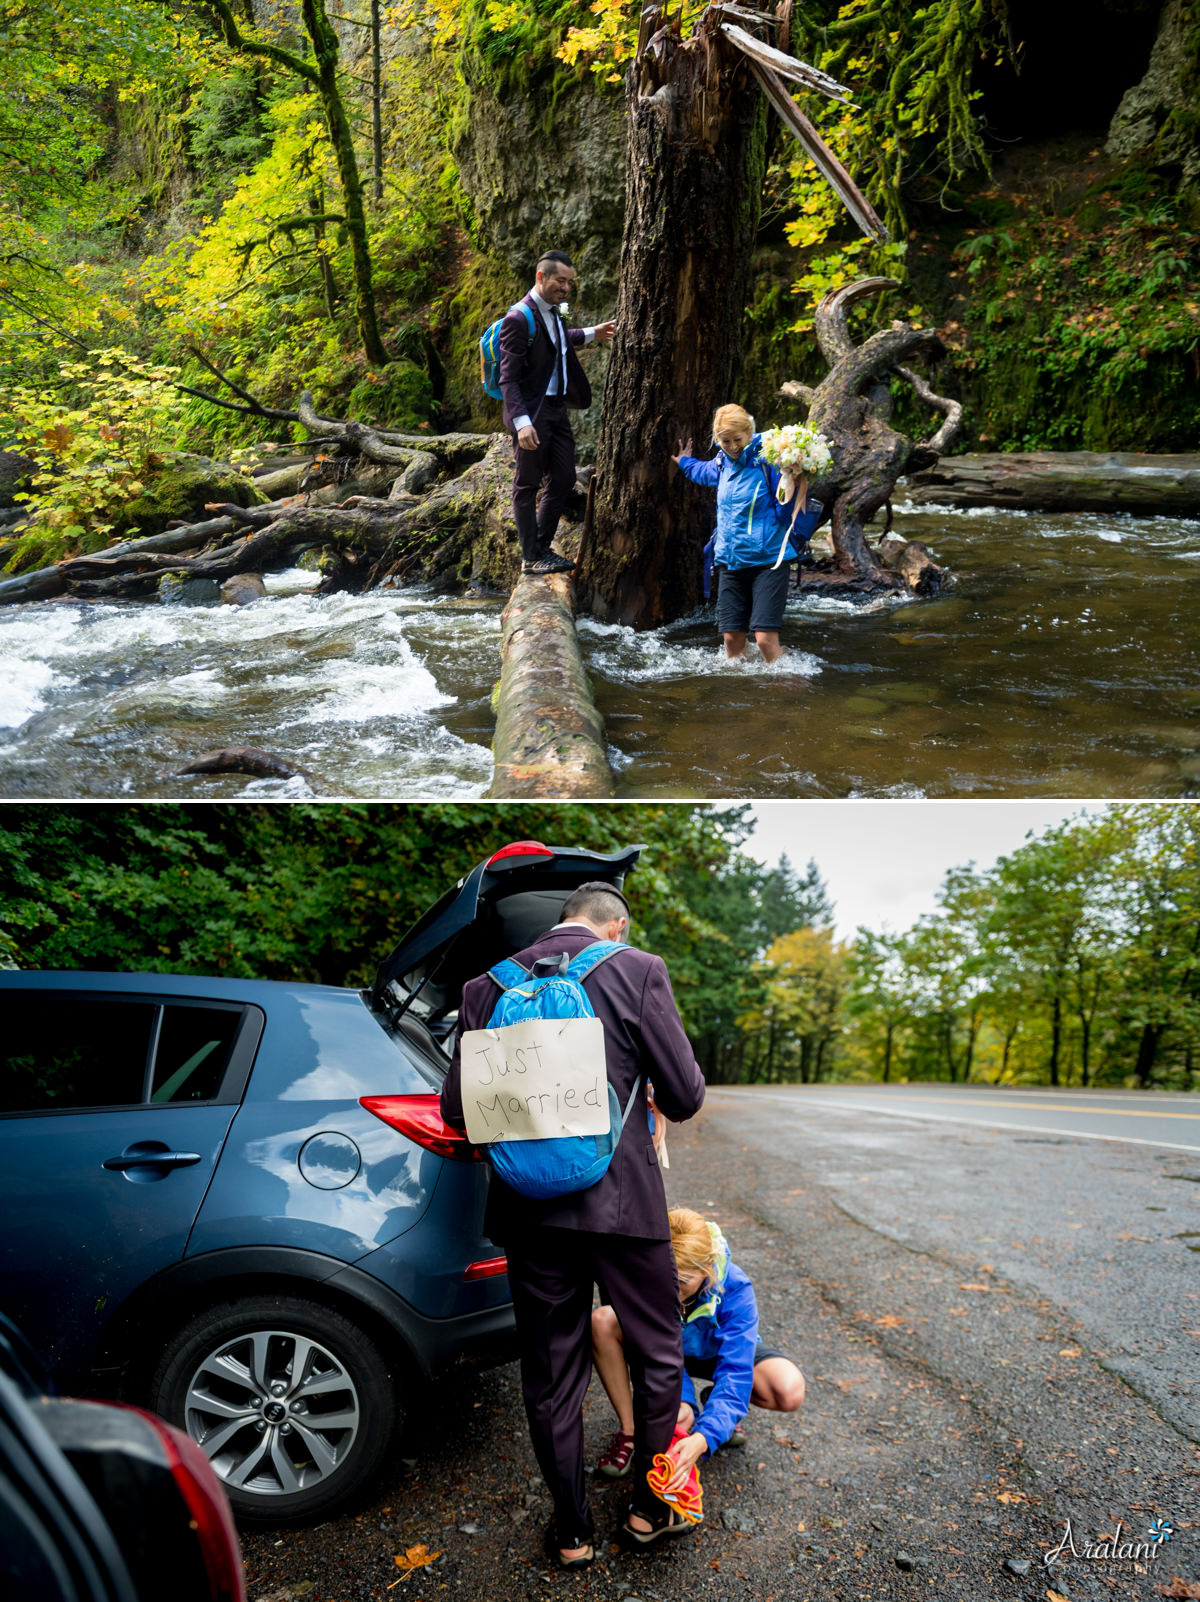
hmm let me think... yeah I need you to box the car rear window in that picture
[150,1005,243,1103]
[0,993,245,1114]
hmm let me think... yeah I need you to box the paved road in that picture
[710,1082,1200,1154]
[705,1083,1200,1440]
[240,1086,1200,1602]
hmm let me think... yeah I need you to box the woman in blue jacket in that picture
[673,404,821,663]
[592,1208,805,1521]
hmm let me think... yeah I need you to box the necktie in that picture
[551,311,566,398]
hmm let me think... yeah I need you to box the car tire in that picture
[150,1296,398,1524]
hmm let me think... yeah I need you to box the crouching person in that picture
[592,1207,805,1493]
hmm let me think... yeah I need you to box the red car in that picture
[0,1316,245,1602]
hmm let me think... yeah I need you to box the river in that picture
[1,501,1197,799]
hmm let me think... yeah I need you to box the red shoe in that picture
[597,1429,635,1479]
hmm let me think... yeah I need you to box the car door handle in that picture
[102,1148,203,1171]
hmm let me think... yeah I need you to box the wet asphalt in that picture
[239,1089,1200,1602]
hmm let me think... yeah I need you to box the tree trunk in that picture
[1049,994,1062,1088]
[370,0,384,206]
[1134,1022,1165,1087]
[489,575,614,799]
[303,0,388,366]
[882,1021,893,1083]
[577,4,776,629]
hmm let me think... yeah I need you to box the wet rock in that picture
[158,574,221,606]
[221,573,267,606]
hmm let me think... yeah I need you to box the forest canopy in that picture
[2,802,1197,1091]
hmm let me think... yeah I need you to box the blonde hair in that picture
[669,1207,718,1291]
[711,404,755,446]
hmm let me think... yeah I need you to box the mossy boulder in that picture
[114,454,267,539]
[346,360,434,432]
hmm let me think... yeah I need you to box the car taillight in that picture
[486,840,554,865]
[360,1095,483,1160]
[463,1256,508,1282]
[123,1407,245,1602]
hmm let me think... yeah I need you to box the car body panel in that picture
[0,1103,236,1380]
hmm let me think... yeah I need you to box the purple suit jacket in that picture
[441,928,705,1243]
[498,292,592,433]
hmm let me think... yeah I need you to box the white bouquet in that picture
[758,421,833,519]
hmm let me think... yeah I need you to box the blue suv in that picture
[0,841,641,1524]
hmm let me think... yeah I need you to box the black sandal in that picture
[544,1521,596,1571]
[619,1506,693,1547]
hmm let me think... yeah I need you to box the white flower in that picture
[759,422,834,478]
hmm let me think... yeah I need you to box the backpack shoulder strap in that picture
[508,301,537,341]
[488,957,531,991]
[565,940,630,984]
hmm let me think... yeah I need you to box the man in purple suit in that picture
[499,250,615,575]
[440,881,705,1567]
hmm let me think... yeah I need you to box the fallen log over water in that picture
[903,452,1200,517]
[490,575,614,800]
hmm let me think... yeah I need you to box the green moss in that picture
[113,454,267,539]
[437,249,524,433]
[346,360,435,431]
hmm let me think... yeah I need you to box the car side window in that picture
[1,993,250,1114]
[150,1004,241,1103]
[1,996,155,1113]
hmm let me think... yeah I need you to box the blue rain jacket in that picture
[678,434,822,590]
[680,1223,759,1453]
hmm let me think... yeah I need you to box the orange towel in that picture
[645,1429,704,1525]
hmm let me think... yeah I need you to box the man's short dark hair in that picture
[560,881,630,926]
[536,250,575,276]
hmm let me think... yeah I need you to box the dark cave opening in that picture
[975,0,1162,143]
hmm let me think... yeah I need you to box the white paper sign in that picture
[459,1016,611,1143]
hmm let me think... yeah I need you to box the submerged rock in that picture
[158,573,222,606]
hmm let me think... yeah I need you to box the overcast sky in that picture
[741,801,1112,940]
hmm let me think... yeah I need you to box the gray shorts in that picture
[716,563,791,635]
[684,1340,791,1383]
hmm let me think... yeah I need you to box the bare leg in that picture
[590,1305,635,1435]
[750,1356,806,1412]
[724,631,748,659]
[754,631,786,664]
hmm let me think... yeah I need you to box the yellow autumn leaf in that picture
[393,1544,441,1572]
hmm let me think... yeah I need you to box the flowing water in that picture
[1,501,1197,799]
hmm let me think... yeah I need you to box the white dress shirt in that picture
[512,288,597,434]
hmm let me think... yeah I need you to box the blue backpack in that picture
[482,941,640,1200]
[480,302,537,400]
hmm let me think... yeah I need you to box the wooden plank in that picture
[744,56,888,242]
